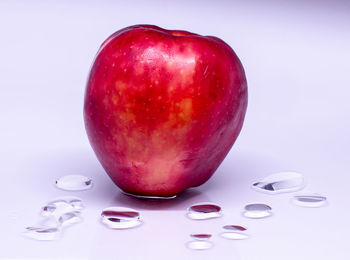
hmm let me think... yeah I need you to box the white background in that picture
[0,0,349,259]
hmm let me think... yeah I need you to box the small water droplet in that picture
[223,225,247,231]
[252,171,304,194]
[220,232,249,240]
[23,227,60,241]
[55,175,93,191]
[101,207,142,229]
[187,240,213,250]
[243,203,272,219]
[292,194,327,207]
[187,203,222,220]
[123,191,177,200]
[190,234,212,240]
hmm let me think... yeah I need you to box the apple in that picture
[84,25,247,197]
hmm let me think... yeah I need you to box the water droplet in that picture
[190,234,212,240]
[252,171,304,194]
[23,227,60,241]
[220,232,249,240]
[123,191,176,200]
[24,197,85,241]
[41,205,56,216]
[101,207,142,229]
[245,203,272,211]
[41,201,79,219]
[59,212,82,226]
[243,203,272,219]
[69,199,84,210]
[55,175,93,191]
[47,196,84,210]
[38,216,60,228]
[223,225,247,231]
[187,240,213,250]
[187,203,222,220]
[292,194,327,207]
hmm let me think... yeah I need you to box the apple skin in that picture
[84,25,247,197]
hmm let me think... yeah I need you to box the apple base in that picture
[122,191,177,200]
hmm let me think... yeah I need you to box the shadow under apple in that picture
[111,188,210,211]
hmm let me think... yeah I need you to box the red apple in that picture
[84,25,247,197]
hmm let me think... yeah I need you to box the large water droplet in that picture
[252,171,304,194]
[187,203,222,220]
[187,240,213,250]
[190,234,212,240]
[23,227,60,241]
[101,207,142,229]
[243,203,272,219]
[292,194,327,207]
[220,232,249,240]
[55,175,93,191]
[223,225,247,231]
[24,197,85,241]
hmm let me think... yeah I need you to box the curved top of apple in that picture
[98,24,230,54]
[125,24,199,37]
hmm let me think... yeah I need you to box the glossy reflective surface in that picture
[123,191,177,200]
[23,227,60,241]
[24,197,84,241]
[292,194,327,207]
[252,172,304,194]
[187,203,222,220]
[101,207,142,229]
[223,225,247,231]
[220,232,249,240]
[55,175,93,191]
[190,234,212,240]
[243,203,272,219]
[186,240,213,250]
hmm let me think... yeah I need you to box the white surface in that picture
[1,0,349,259]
